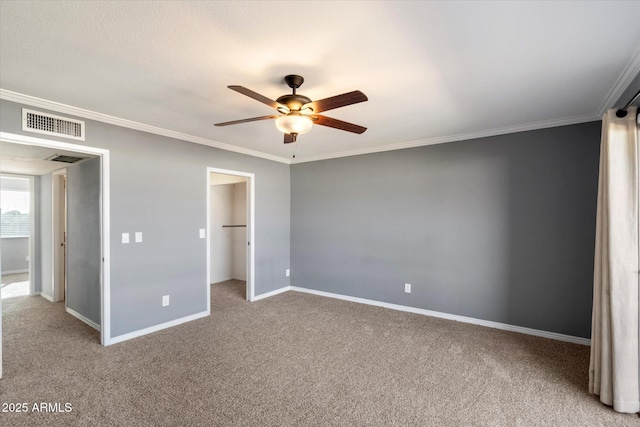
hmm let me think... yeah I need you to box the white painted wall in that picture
[0,237,28,273]
[210,174,246,186]
[210,184,233,283]
[210,180,247,283]
[232,182,247,281]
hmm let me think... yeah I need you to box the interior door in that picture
[53,169,67,302]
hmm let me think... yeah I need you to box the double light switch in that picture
[122,232,143,244]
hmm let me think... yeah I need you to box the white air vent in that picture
[22,108,85,141]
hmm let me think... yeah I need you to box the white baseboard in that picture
[2,269,29,275]
[108,310,209,345]
[252,285,290,302]
[66,307,101,331]
[289,286,591,346]
[40,292,54,302]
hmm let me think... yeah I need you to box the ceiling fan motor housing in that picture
[276,94,312,112]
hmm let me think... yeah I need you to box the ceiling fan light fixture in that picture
[214,75,368,143]
[275,113,313,136]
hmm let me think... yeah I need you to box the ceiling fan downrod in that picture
[284,75,304,95]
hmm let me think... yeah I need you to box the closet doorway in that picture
[207,168,255,302]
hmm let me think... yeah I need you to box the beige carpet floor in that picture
[0,280,637,426]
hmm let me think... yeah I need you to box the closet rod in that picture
[222,225,246,227]
[616,89,640,118]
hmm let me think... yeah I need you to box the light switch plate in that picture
[122,233,129,244]
[135,232,143,243]
[199,228,206,239]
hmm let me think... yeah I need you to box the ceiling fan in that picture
[214,75,368,144]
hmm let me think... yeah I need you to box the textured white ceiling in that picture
[1,1,639,163]
[0,141,97,175]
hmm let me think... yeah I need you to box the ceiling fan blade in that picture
[283,133,295,144]
[304,90,368,114]
[228,86,289,112]
[312,115,367,134]
[214,115,279,126]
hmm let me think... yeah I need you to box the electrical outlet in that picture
[162,295,170,307]
[286,269,290,277]
[122,233,130,244]
[405,283,411,293]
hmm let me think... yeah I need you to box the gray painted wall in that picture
[39,173,53,298]
[0,237,28,272]
[291,122,601,338]
[1,99,290,338]
[67,157,101,324]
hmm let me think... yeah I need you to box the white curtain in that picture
[589,106,639,413]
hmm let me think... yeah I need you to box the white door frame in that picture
[0,131,111,347]
[51,168,67,303]
[207,167,255,304]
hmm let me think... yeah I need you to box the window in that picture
[1,177,30,238]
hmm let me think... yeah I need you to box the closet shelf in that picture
[222,225,246,228]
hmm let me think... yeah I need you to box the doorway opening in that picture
[0,131,111,350]
[0,174,34,299]
[207,168,255,306]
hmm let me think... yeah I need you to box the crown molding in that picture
[0,89,292,165]
[0,88,603,166]
[291,113,600,164]
[597,47,640,116]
